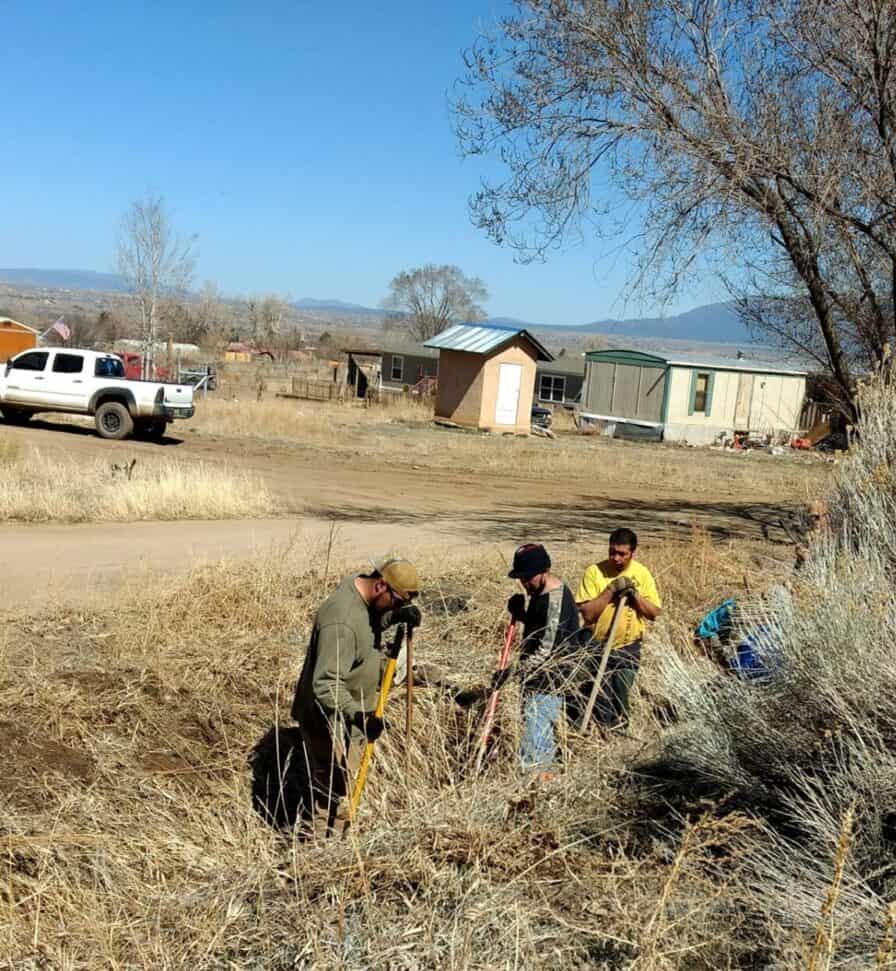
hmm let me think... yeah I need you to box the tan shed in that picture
[424,323,552,435]
[0,318,38,362]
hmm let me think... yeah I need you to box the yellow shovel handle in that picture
[347,656,397,822]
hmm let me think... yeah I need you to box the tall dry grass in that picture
[0,529,795,968]
[0,449,274,523]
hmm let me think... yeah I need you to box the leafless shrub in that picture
[637,366,896,963]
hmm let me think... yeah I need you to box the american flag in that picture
[51,318,71,341]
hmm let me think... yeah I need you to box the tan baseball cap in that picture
[378,557,420,600]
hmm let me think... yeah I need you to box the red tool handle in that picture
[474,618,516,773]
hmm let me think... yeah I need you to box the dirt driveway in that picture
[2,417,808,606]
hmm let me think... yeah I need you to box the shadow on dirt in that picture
[309,496,802,546]
[20,418,184,446]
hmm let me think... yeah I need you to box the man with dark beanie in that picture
[493,543,581,776]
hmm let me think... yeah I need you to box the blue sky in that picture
[1,2,726,325]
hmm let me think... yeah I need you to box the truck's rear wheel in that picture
[0,407,32,425]
[95,402,134,440]
[135,419,168,441]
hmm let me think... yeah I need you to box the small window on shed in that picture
[391,355,404,381]
[689,370,715,416]
[52,353,84,374]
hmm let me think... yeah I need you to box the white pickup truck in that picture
[0,348,195,440]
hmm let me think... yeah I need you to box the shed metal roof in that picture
[424,322,553,361]
[585,348,807,376]
[0,317,37,334]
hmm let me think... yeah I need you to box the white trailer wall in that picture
[664,366,806,444]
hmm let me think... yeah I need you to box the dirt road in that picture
[3,516,475,609]
[2,417,803,607]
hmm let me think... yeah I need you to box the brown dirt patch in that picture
[0,722,95,807]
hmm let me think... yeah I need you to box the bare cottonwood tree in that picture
[455,0,896,417]
[383,264,488,341]
[246,294,288,345]
[117,192,196,378]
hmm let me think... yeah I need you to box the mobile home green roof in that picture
[584,348,808,377]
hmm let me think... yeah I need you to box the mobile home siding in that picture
[584,349,808,445]
[664,366,806,444]
[583,359,665,421]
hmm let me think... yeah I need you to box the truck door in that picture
[4,350,50,404]
[48,351,89,409]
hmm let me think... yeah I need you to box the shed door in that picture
[734,373,753,428]
[495,363,522,425]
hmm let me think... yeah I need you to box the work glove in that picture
[352,710,385,742]
[452,685,488,708]
[384,624,406,660]
[490,666,512,692]
[506,593,527,624]
[608,576,637,598]
[383,604,422,631]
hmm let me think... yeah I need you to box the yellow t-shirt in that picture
[576,559,661,649]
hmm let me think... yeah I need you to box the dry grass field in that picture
[1,531,794,968]
[189,395,826,501]
[5,377,882,968]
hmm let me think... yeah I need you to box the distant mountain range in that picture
[0,267,753,344]
[579,302,752,344]
[0,267,128,291]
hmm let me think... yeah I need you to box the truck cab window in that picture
[95,357,125,378]
[53,353,85,374]
[11,351,49,371]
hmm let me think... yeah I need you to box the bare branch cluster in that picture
[383,264,489,341]
[455,0,896,416]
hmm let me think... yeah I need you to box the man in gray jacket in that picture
[290,557,421,828]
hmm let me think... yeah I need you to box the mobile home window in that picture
[690,371,714,415]
[539,373,566,403]
[391,355,404,382]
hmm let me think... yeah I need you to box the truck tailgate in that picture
[163,384,194,407]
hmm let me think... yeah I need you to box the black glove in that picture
[384,624,406,660]
[452,685,488,708]
[491,667,512,691]
[383,604,422,631]
[507,593,527,623]
[352,710,385,742]
[608,576,636,599]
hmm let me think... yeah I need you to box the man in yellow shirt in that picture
[575,528,661,728]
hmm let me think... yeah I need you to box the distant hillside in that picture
[577,301,752,344]
[0,268,755,344]
[0,268,127,291]
[293,297,385,319]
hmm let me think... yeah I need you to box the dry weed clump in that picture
[1,534,783,968]
[634,368,896,966]
[0,450,273,523]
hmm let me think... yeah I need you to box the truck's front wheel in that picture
[95,402,134,440]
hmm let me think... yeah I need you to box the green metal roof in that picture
[585,348,808,376]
